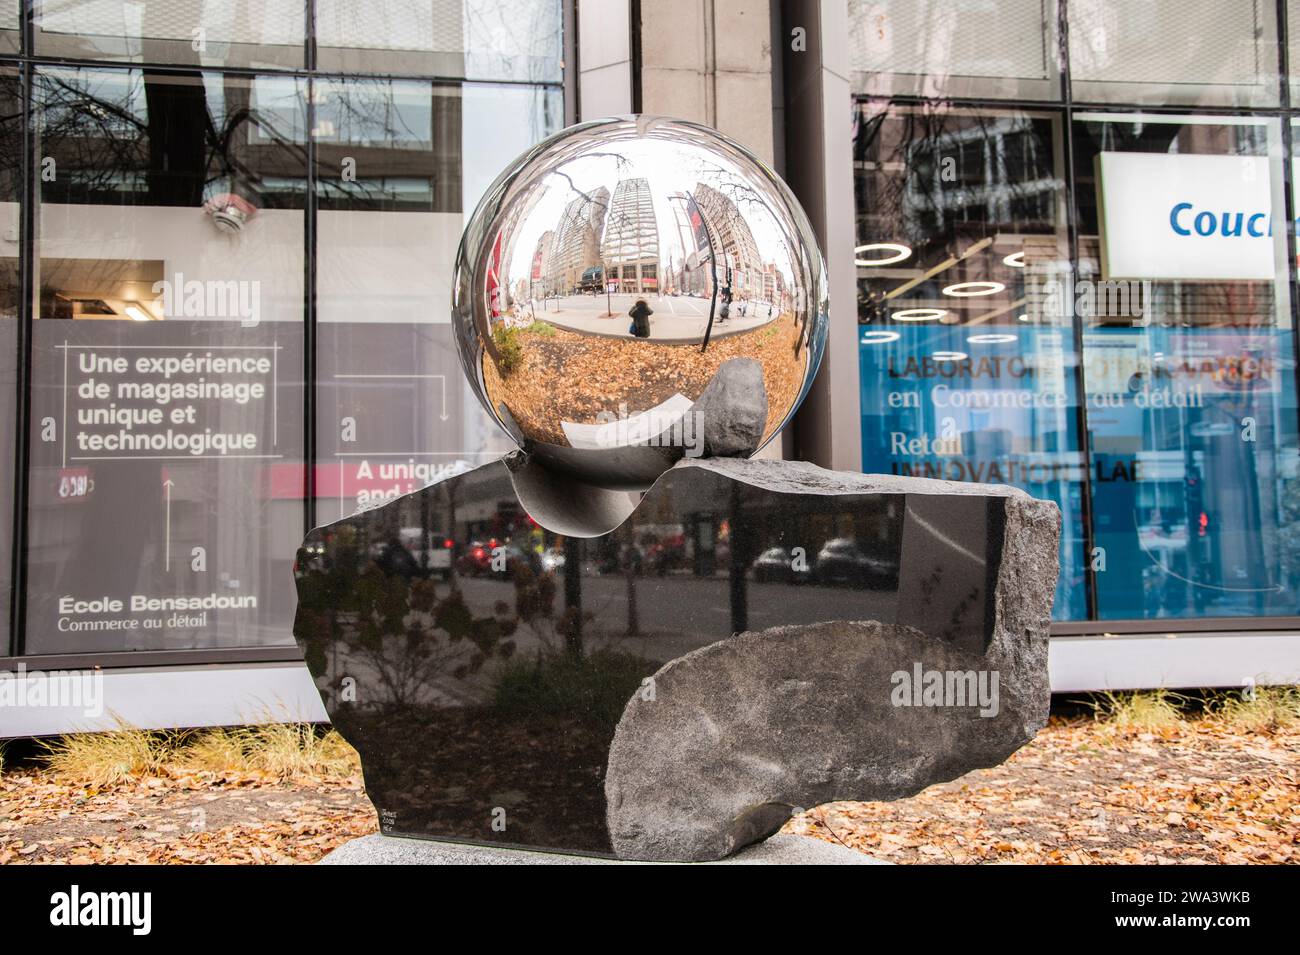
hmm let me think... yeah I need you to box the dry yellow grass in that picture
[34,721,359,785]
[177,724,358,780]
[259,725,358,779]
[178,726,248,771]
[1086,689,1188,733]
[36,721,176,787]
[1083,687,1300,736]
[1210,684,1300,734]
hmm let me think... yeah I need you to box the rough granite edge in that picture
[676,457,1038,499]
[988,491,1061,739]
[603,619,1047,860]
[600,459,1062,862]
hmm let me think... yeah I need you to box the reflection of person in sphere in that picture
[629,298,653,338]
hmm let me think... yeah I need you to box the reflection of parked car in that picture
[401,528,454,580]
[646,537,686,576]
[813,538,898,589]
[457,541,493,575]
[293,541,328,580]
[750,546,810,584]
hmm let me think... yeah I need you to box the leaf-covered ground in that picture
[1,715,1295,864]
[788,716,1299,864]
[0,769,374,864]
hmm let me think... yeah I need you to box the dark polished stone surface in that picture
[292,456,1042,857]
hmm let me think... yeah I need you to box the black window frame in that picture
[0,0,568,667]
[849,0,1300,635]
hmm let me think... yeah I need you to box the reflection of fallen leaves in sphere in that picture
[481,315,808,447]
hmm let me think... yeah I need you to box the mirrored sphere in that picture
[453,115,828,490]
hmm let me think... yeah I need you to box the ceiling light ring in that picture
[942,281,1006,297]
[891,307,948,322]
[854,242,912,266]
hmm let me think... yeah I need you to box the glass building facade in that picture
[3,0,1298,699]
[851,0,1300,630]
[0,1,563,665]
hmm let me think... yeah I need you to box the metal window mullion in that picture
[303,0,317,534]
[1058,0,1101,621]
[10,53,36,656]
[1278,0,1300,448]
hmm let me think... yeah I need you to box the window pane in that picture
[853,104,1087,620]
[1068,0,1280,107]
[0,1,17,54]
[314,81,561,525]
[462,0,562,83]
[1290,0,1300,103]
[33,0,306,69]
[1073,113,1298,620]
[26,67,306,656]
[847,0,1060,101]
[315,0,563,82]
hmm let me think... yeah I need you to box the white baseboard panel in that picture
[4,635,1299,737]
[0,662,328,738]
[1049,631,1300,693]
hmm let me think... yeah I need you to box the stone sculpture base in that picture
[293,455,1060,861]
[320,833,888,865]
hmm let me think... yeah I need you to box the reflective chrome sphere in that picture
[453,115,828,490]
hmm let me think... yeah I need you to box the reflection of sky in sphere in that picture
[504,136,798,295]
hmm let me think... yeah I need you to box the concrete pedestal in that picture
[320,833,889,865]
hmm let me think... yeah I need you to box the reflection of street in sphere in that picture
[453,115,829,490]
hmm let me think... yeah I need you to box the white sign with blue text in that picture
[1096,152,1288,282]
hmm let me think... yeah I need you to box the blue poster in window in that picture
[859,324,1087,620]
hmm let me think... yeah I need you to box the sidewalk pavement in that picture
[522,293,776,342]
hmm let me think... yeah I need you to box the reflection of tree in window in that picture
[857,107,1063,249]
[314,78,461,213]
[36,68,308,211]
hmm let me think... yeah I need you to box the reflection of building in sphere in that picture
[762,262,789,313]
[550,186,610,296]
[668,199,706,296]
[494,185,549,316]
[530,229,555,297]
[601,178,660,295]
[693,182,764,300]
